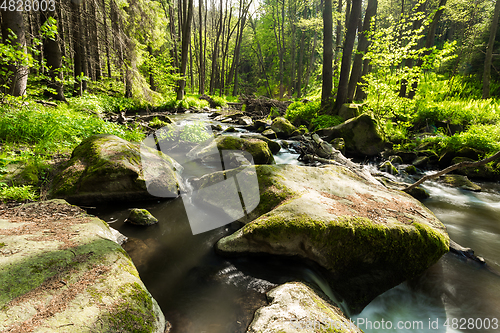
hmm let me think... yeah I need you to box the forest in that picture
[2,1,500,332]
[1,0,500,198]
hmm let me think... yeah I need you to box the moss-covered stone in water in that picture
[271,117,297,138]
[49,134,181,205]
[439,174,481,192]
[216,136,275,165]
[126,208,159,226]
[215,164,449,311]
[378,161,399,175]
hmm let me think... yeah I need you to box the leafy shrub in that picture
[441,124,500,153]
[0,183,39,202]
[285,100,321,125]
[0,102,144,151]
[415,99,500,126]
[310,115,343,130]
[211,95,228,108]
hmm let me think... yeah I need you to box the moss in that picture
[217,136,275,164]
[0,242,5,249]
[238,213,448,278]
[104,282,156,332]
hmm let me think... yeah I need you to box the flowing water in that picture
[89,113,500,332]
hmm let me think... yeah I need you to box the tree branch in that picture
[403,150,500,193]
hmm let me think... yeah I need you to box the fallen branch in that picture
[403,150,500,193]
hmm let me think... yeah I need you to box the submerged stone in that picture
[126,208,159,226]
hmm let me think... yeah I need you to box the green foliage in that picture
[0,101,144,152]
[285,100,321,125]
[415,99,500,126]
[310,115,343,130]
[148,117,169,128]
[143,51,181,94]
[158,94,210,110]
[0,183,38,202]
[441,124,500,153]
[211,95,228,108]
[66,94,145,114]
[179,122,212,143]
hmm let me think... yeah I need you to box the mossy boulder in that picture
[241,134,281,154]
[188,135,275,165]
[0,200,168,332]
[49,134,183,205]
[338,103,361,121]
[439,174,481,192]
[126,208,159,226]
[248,282,362,333]
[315,114,386,156]
[213,164,448,312]
[262,129,278,139]
[271,117,297,139]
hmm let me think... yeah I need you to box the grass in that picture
[0,183,39,201]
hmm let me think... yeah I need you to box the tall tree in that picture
[0,11,28,96]
[332,0,362,112]
[321,0,334,107]
[347,0,378,101]
[71,0,85,96]
[482,0,500,99]
[40,8,66,101]
[177,0,194,100]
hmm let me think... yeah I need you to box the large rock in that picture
[188,135,275,165]
[338,103,361,121]
[271,117,297,138]
[248,282,362,333]
[49,134,183,205]
[211,164,448,312]
[241,134,281,154]
[0,200,168,332]
[316,114,385,156]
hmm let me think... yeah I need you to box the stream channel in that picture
[88,113,500,333]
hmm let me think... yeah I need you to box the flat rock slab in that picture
[0,199,168,333]
[248,282,363,333]
[211,164,449,312]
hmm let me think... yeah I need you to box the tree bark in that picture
[0,11,28,96]
[177,0,194,100]
[90,0,102,81]
[482,0,500,99]
[71,0,83,96]
[332,0,362,113]
[347,0,378,101]
[321,0,334,107]
[198,0,205,94]
[102,0,112,77]
[40,9,66,101]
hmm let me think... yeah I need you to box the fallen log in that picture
[403,150,500,193]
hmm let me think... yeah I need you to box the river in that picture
[89,113,500,333]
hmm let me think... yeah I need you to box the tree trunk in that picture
[102,0,112,77]
[334,0,343,69]
[71,0,83,96]
[408,0,447,99]
[0,11,28,96]
[303,29,318,96]
[296,25,305,98]
[176,0,194,100]
[347,0,378,101]
[40,9,66,101]
[482,0,500,99]
[321,0,334,107]
[198,0,205,94]
[332,0,362,113]
[90,0,102,81]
